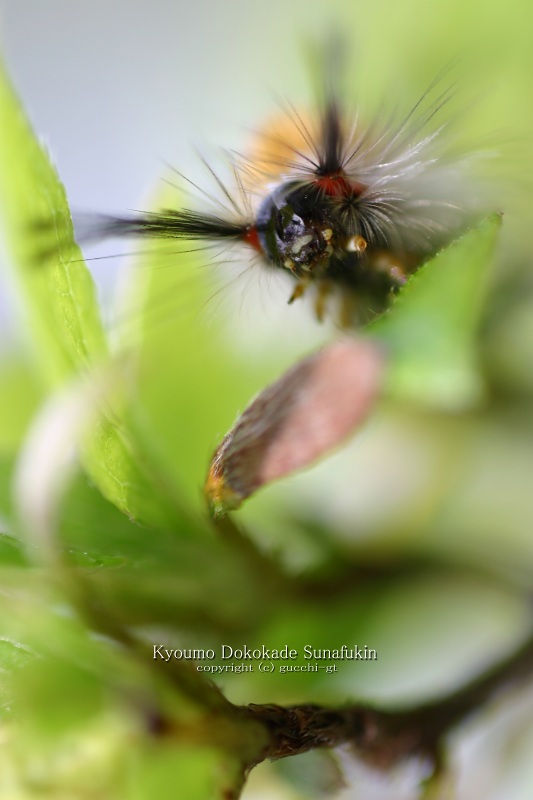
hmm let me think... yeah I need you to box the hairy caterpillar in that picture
[79,50,487,328]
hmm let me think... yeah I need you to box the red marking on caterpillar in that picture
[242,225,262,253]
[314,173,366,199]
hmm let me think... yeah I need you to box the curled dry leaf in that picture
[205,338,386,515]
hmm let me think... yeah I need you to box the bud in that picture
[205,338,385,515]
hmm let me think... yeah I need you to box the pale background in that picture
[1,0,530,349]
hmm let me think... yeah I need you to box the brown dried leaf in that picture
[205,338,385,514]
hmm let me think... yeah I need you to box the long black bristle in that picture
[76,208,252,244]
[317,100,346,174]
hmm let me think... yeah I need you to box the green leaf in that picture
[370,215,501,410]
[117,223,272,512]
[0,532,27,566]
[0,636,34,713]
[0,569,256,799]
[0,61,196,529]
[45,473,282,635]
[129,745,237,800]
[80,397,199,530]
[0,64,107,384]
[0,360,43,454]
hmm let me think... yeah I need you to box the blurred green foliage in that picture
[1,1,533,796]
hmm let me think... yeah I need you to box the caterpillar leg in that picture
[287,279,310,305]
[338,292,359,329]
[314,280,332,322]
